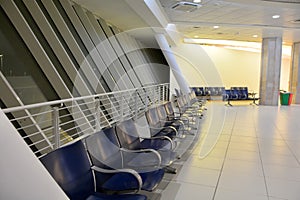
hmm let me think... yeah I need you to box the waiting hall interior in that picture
[1,0,300,200]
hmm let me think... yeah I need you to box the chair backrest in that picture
[145,107,161,136]
[134,114,152,138]
[115,118,142,150]
[164,102,174,117]
[230,87,239,99]
[175,88,181,97]
[40,140,94,200]
[223,89,231,100]
[239,87,248,99]
[85,127,123,169]
[176,96,186,113]
[156,104,168,125]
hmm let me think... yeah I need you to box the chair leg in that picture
[163,166,177,174]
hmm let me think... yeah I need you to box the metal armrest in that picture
[91,166,143,192]
[160,119,185,129]
[161,125,178,135]
[120,148,162,164]
[172,115,189,123]
[141,135,174,150]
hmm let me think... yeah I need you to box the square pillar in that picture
[289,42,300,104]
[259,37,282,106]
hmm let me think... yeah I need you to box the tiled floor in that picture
[152,101,300,200]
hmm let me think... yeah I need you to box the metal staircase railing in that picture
[2,83,169,158]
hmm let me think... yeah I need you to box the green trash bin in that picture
[280,92,292,105]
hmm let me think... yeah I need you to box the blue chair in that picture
[239,87,248,99]
[223,89,233,106]
[223,89,229,101]
[156,103,185,132]
[164,101,190,126]
[146,106,179,139]
[230,87,240,100]
[85,127,165,192]
[115,118,177,169]
[190,87,197,95]
[195,87,202,96]
[40,140,147,200]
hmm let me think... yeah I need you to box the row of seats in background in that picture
[191,86,225,99]
[191,86,251,101]
[40,91,205,200]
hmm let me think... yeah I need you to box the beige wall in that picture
[171,43,290,93]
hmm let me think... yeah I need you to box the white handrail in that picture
[2,83,170,157]
[2,83,169,113]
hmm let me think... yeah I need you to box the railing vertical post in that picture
[145,88,148,108]
[52,107,60,149]
[162,85,165,102]
[153,86,156,104]
[95,98,101,131]
[166,84,170,101]
[134,89,138,119]
[0,54,3,73]
[120,93,124,121]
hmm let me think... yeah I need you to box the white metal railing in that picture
[2,83,170,158]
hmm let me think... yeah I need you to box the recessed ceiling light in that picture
[253,35,258,38]
[213,25,219,29]
[193,0,202,3]
[272,15,280,19]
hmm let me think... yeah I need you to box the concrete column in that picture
[259,37,282,106]
[155,33,190,94]
[289,42,300,104]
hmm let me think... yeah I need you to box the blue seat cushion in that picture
[87,193,147,200]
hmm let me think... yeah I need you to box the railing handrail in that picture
[2,83,169,113]
[2,83,170,157]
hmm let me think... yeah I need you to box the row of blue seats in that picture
[191,87,225,96]
[39,93,204,200]
[191,86,252,100]
[223,87,249,100]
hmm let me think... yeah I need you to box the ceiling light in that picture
[272,15,280,19]
[213,25,219,29]
[194,35,199,38]
[193,0,202,3]
[253,35,258,38]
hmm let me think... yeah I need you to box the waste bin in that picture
[280,92,293,105]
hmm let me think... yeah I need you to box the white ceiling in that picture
[73,0,300,45]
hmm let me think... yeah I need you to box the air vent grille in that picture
[171,1,201,12]
[262,0,300,4]
[290,19,300,23]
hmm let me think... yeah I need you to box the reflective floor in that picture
[147,101,300,200]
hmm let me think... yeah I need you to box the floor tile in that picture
[263,164,300,181]
[214,188,268,200]
[206,148,227,159]
[158,103,300,200]
[228,141,259,152]
[175,165,220,187]
[218,173,267,195]
[226,149,261,162]
[222,159,263,177]
[266,178,300,200]
[261,154,300,167]
[160,181,215,200]
[184,154,224,170]
[230,135,258,144]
